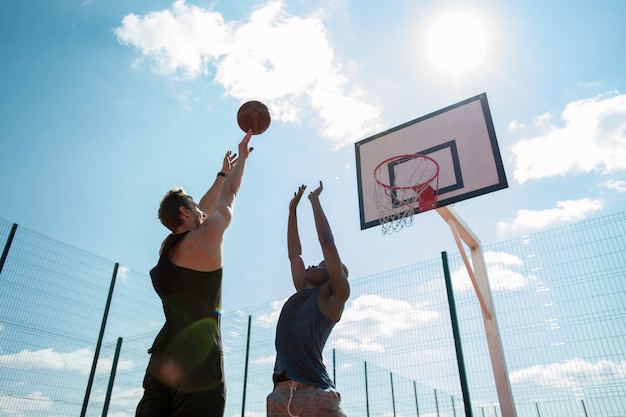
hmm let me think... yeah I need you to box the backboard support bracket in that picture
[436,205,518,417]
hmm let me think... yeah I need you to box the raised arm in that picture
[169,131,253,273]
[200,130,253,238]
[288,185,307,290]
[216,130,253,217]
[309,181,350,319]
[198,151,237,214]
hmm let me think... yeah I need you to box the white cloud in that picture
[510,358,626,389]
[255,294,441,354]
[115,0,381,147]
[0,348,135,375]
[511,93,626,183]
[497,198,603,236]
[599,179,626,192]
[332,294,439,352]
[115,0,231,78]
[255,298,286,328]
[118,265,129,282]
[0,391,53,417]
[452,251,537,293]
[253,354,276,365]
[90,386,144,417]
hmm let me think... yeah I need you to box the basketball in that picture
[237,100,271,135]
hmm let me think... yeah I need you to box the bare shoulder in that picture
[169,228,223,272]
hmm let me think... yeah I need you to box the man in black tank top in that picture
[135,131,254,417]
[267,181,350,417]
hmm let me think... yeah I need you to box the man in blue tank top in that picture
[267,181,350,417]
[135,130,254,417]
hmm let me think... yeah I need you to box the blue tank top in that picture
[273,287,336,389]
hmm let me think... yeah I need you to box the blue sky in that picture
[1,0,625,313]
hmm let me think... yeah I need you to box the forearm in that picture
[214,131,252,210]
[198,174,227,213]
[223,155,247,198]
[311,198,334,245]
[311,197,347,299]
[287,209,302,257]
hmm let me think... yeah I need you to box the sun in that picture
[426,10,489,78]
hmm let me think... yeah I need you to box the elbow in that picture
[318,234,335,246]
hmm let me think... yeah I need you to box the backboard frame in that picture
[355,93,507,230]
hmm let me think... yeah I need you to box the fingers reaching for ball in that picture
[238,129,254,159]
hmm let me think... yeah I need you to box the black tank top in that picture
[148,231,224,387]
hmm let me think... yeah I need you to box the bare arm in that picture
[171,131,253,272]
[309,181,350,320]
[211,130,253,228]
[197,130,253,242]
[288,185,307,290]
[198,151,237,214]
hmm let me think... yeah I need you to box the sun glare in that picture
[426,10,489,78]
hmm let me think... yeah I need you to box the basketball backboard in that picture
[355,93,507,230]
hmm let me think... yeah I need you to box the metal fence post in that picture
[333,348,336,386]
[241,315,252,417]
[413,381,420,417]
[581,399,589,417]
[390,372,396,417]
[80,262,119,417]
[101,337,123,417]
[0,223,18,275]
[364,361,370,417]
[442,251,474,417]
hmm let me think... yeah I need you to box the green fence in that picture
[0,212,625,416]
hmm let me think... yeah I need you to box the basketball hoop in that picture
[373,154,440,235]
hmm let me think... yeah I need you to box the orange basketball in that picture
[237,100,271,135]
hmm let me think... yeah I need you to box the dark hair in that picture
[158,187,194,232]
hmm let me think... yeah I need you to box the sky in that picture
[1,0,625,311]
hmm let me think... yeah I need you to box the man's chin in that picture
[306,277,328,287]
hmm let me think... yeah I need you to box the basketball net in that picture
[374,154,440,235]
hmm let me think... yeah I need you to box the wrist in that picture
[217,171,228,178]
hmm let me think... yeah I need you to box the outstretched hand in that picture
[221,150,237,175]
[290,184,307,211]
[238,130,254,160]
[308,180,323,201]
